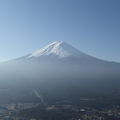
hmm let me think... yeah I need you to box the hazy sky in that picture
[0,0,120,62]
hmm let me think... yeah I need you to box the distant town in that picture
[0,101,120,120]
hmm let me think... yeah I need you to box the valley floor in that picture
[0,102,120,120]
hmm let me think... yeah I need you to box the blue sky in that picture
[0,0,120,62]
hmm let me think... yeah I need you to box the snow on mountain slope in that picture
[27,41,88,59]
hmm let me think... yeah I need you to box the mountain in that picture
[26,41,89,59]
[16,41,120,71]
[0,41,120,106]
[19,41,112,64]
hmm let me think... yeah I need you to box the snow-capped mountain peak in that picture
[27,41,86,58]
